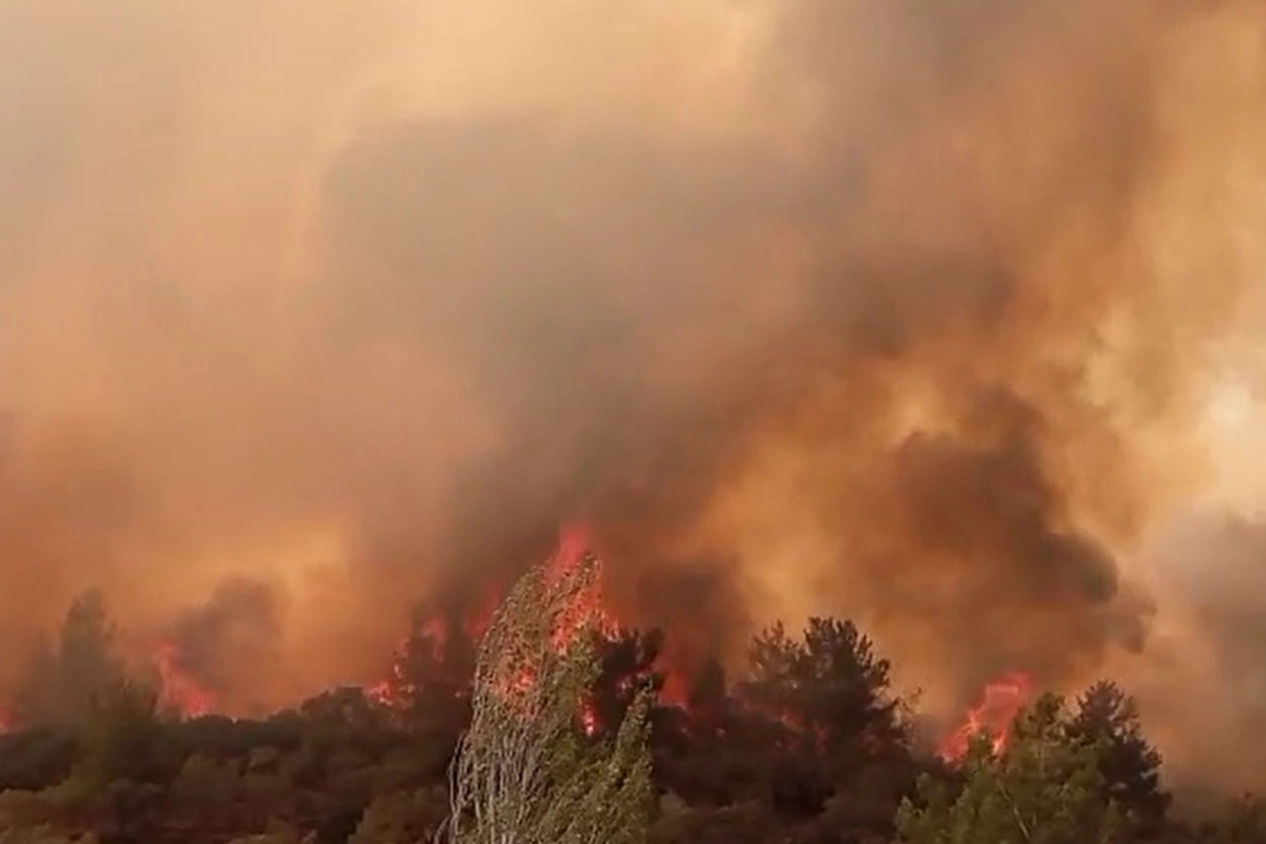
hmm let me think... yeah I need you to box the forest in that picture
[0,556,1262,844]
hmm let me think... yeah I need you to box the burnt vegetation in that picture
[0,585,1260,844]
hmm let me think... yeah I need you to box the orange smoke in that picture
[937,672,1035,762]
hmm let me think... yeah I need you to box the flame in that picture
[365,635,411,708]
[937,671,1034,762]
[365,680,393,707]
[548,527,617,651]
[152,642,216,719]
[659,670,689,708]
[465,586,502,641]
[501,525,615,729]
[580,698,599,736]
[362,523,669,738]
[556,522,592,569]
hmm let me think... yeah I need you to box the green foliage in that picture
[739,618,908,764]
[170,753,241,805]
[0,774,98,835]
[1067,681,1170,834]
[77,677,173,784]
[348,786,447,844]
[441,551,654,844]
[897,694,1126,844]
[0,727,79,791]
[0,588,1246,844]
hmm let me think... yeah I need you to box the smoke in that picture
[1118,512,1266,796]
[155,577,282,716]
[0,0,1263,787]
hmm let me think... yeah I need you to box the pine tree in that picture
[1067,681,1170,836]
[897,693,1126,844]
[738,617,906,767]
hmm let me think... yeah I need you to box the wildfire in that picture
[937,671,1034,762]
[364,585,503,711]
[152,642,216,719]
[365,636,411,708]
[365,524,629,736]
[511,524,617,731]
[548,525,617,650]
[659,671,689,708]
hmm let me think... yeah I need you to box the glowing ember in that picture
[152,642,216,718]
[580,698,599,736]
[365,680,393,707]
[938,671,1034,762]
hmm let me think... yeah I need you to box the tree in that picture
[349,787,447,844]
[378,604,478,734]
[0,727,79,792]
[684,656,728,738]
[739,617,906,774]
[78,678,174,785]
[14,590,128,728]
[1067,681,1170,835]
[897,694,1125,844]
[440,546,654,844]
[589,628,665,738]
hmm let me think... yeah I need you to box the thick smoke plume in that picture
[0,0,1264,788]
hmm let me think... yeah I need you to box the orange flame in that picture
[659,670,689,708]
[938,671,1034,762]
[364,524,652,737]
[152,642,216,718]
[549,528,617,651]
[580,698,599,736]
[365,635,411,708]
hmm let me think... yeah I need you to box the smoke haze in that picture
[0,0,1264,790]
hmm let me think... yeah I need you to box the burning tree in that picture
[898,694,1126,844]
[937,672,1035,763]
[440,539,654,844]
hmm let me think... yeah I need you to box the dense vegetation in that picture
[0,578,1261,844]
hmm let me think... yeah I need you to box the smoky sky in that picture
[0,0,1263,788]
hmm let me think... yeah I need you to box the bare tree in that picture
[440,547,653,844]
